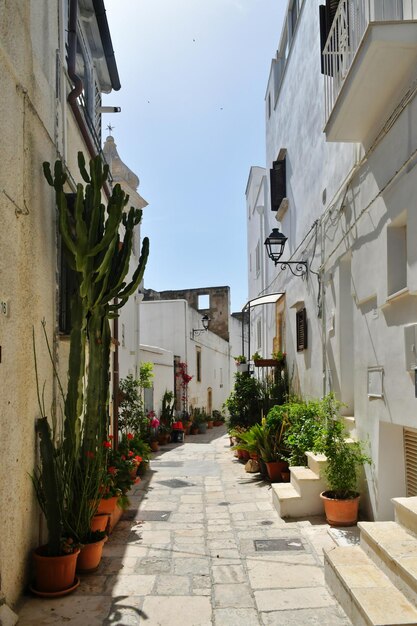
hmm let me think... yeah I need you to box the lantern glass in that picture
[264,228,287,264]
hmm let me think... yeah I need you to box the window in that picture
[59,193,77,334]
[198,294,210,310]
[256,319,262,351]
[296,308,308,351]
[290,0,299,37]
[255,242,261,275]
[270,155,286,212]
[387,213,407,296]
[196,347,202,382]
[319,0,343,75]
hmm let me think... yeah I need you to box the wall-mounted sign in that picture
[0,300,9,317]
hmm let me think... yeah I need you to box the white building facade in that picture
[247,0,417,521]
[140,287,244,416]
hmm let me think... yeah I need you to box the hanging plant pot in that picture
[32,547,80,595]
[90,514,110,533]
[265,460,289,482]
[236,363,249,373]
[96,496,118,515]
[77,538,107,573]
[320,491,360,527]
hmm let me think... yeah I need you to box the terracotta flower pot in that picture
[96,496,118,515]
[33,546,80,593]
[237,449,250,461]
[265,460,289,482]
[207,420,214,429]
[77,537,107,573]
[150,440,159,452]
[190,426,199,435]
[320,491,360,527]
[90,514,110,533]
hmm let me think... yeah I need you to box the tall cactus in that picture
[43,152,149,457]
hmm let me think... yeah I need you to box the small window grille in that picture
[296,308,308,352]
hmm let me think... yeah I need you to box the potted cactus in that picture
[31,153,150,593]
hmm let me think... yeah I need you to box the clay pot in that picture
[237,449,250,462]
[150,440,159,452]
[77,537,107,573]
[207,420,214,429]
[96,496,118,515]
[190,426,199,435]
[32,546,80,593]
[90,514,110,533]
[265,460,289,482]
[320,491,360,527]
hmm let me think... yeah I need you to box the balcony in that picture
[323,0,417,143]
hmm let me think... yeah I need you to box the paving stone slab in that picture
[213,608,260,625]
[255,586,337,611]
[213,582,255,608]
[260,606,352,625]
[254,537,304,552]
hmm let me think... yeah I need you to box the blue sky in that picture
[103,0,286,312]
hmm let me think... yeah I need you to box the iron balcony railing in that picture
[323,0,416,126]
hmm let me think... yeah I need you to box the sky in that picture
[103,0,286,312]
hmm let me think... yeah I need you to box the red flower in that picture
[128,450,134,457]
[134,455,142,463]
[127,433,134,440]
[103,441,112,449]
[134,477,141,484]
[121,455,126,461]
[107,466,117,475]
[108,435,114,440]
[85,451,95,459]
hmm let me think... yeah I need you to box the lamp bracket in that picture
[191,328,208,339]
[277,261,308,277]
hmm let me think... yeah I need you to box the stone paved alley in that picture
[18,428,352,625]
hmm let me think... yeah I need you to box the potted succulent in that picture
[319,416,371,526]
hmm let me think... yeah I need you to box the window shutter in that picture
[404,428,417,497]
[59,193,78,334]
[296,308,308,352]
[270,157,286,212]
[319,0,342,76]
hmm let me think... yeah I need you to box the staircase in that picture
[324,497,417,626]
[271,451,328,518]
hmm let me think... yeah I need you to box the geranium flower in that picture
[127,433,134,440]
[107,466,117,475]
[108,434,114,440]
[128,450,134,457]
[150,418,160,428]
[134,455,142,463]
[103,440,112,449]
[121,455,126,461]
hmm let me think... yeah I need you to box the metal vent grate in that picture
[404,428,417,497]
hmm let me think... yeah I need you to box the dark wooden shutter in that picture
[296,308,308,352]
[270,157,286,212]
[319,0,343,76]
[59,193,77,334]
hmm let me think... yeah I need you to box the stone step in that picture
[291,466,328,498]
[341,416,357,439]
[359,521,417,606]
[324,545,417,626]
[271,482,325,518]
[306,451,327,475]
[393,497,417,536]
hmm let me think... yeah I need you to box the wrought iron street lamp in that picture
[264,228,308,277]
[192,314,210,338]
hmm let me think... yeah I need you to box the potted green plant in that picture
[318,396,371,526]
[234,355,248,373]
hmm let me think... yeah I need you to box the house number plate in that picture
[0,300,9,317]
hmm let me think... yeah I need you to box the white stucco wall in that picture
[247,0,417,520]
[140,299,236,414]
[0,1,121,606]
